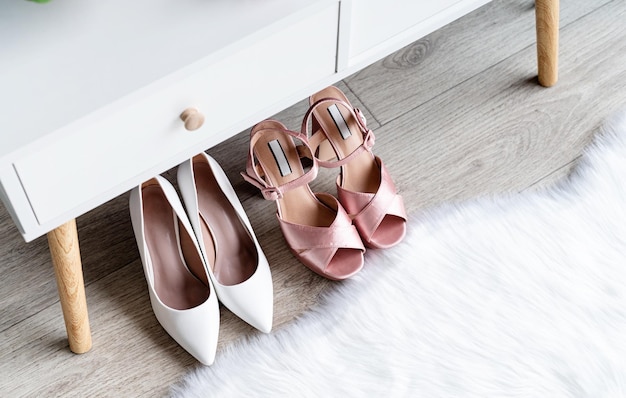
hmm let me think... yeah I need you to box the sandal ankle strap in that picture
[301,97,375,168]
[241,123,319,201]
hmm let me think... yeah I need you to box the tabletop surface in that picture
[0,0,319,161]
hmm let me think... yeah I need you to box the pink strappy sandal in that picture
[302,86,407,249]
[242,120,365,280]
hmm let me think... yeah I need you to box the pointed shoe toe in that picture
[150,288,220,366]
[177,153,274,333]
[215,253,274,333]
[129,176,220,365]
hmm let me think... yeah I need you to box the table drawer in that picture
[14,2,338,227]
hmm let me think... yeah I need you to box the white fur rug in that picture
[170,111,626,397]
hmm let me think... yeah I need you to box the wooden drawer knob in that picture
[180,108,205,131]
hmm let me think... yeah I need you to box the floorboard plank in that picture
[345,0,613,124]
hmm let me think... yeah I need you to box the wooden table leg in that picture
[535,0,559,87]
[47,219,92,354]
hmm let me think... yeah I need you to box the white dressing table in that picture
[0,0,559,354]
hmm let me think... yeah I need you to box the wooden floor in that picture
[2,0,626,395]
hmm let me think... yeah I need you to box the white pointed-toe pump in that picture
[178,153,273,333]
[129,176,220,365]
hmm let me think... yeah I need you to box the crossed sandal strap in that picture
[337,157,407,243]
[301,97,375,168]
[241,125,318,201]
[278,194,365,273]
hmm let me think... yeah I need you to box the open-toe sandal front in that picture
[303,86,407,249]
[242,120,365,280]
